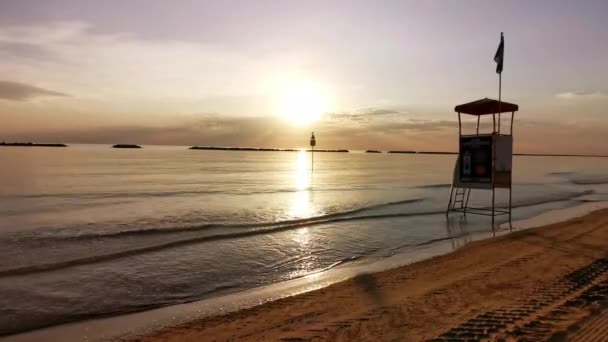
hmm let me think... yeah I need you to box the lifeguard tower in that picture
[446,98,519,224]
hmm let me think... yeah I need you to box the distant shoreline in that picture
[112,144,142,149]
[188,147,607,157]
[1,142,606,157]
[189,146,348,153]
[0,142,67,147]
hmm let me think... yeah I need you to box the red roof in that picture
[455,98,519,115]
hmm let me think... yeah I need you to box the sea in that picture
[1,144,608,338]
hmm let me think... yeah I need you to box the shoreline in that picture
[128,204,608,341]
[3,201,607,342]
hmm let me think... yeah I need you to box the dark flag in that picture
[494,32,504,74]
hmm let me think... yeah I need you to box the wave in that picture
[2,190,227,199]
[415,183,451,189]
[0,189,593,278]
[546,172,577,176]
[307,255,364,275]
[441,189,593,211]
[509,189,594,208]
[415,236,456,247]
[34,198,426,241]
[0,185,388,200]
[195,283,241,298]
[0,213,444,278]
[545,172,608,186]
[569,178,608,185]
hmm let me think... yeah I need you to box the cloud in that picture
[360,108,404,116]
[1,21,606,155]
[0,81,68,101]
[555,90,606,100]
[0,41,56,61]
[324,107,463,133]
[4,112,608,154]
[326,108,405,121]
[3,111,451,148]
[0,21,284,105]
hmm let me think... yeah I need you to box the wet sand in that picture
[124,209,608,341]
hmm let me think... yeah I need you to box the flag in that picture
[494,32,504,74]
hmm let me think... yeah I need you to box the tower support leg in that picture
[464,188,471,216]
[446,186,455,217]
[491,187,495,226]
[508,186,512,222]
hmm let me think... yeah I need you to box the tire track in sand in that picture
[428,257,608,341]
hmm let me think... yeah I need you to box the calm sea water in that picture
[1,145,608,335]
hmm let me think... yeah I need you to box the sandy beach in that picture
[123,209,608,342]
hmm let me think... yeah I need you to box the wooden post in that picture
[311,145,314,173]
[458,112,462,137]
[309,132,316,176]
[446,186,454,217]
[510,111,515,135]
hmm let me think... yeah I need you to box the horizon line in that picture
[2,141,608,158]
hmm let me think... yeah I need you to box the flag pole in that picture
[498,70,502,133]
[499,73,502,104]
[492,31,504,226]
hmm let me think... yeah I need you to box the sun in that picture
[277,81,328,124]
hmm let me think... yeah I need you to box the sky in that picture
[0,0,607,154]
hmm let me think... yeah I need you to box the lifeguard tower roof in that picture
[455,98,519,115]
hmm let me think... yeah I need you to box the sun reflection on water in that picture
[288,227,317,279]
[293,227,310,245]
[289,151,314,218]
[294,150,310,190]
[287,151,321,278]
